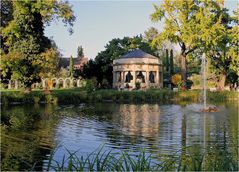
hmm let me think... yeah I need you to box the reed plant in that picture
[41,145,238,171]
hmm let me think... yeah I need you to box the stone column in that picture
[70,79,74,87]
[132,71,136,88]
[8,80,11,89]
[42,79,46,88]
[77,79,81,87]
[36,83,39,89]
[55,80,59,88]
[63,79,66,88]
[117,71,120,88]
[114,72,116,88]
[160,65,163,88]
[145,71,149,88]
[15,80,18,89]
[156,70,159,87]
[122,71,125,85]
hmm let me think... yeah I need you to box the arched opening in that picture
[149,71,156,83]
[64,78,71,88]
[58,78,64,88]
[125,71,133,83]
[72,79,77,87]
[51,78,58,88]
[136,71,145,83]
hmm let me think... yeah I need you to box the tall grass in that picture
[41,146,238,171]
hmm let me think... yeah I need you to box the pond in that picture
[1,102,238,171]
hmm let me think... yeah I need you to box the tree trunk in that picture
[180,54,187,82]
[218,73,226,91]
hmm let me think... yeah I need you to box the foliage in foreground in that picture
[42,146,238,171]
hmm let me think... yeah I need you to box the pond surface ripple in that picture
[1,102,238,171]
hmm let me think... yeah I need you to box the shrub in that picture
[85,79,95,93]
[188,74,201,87]
[0,83,8,89]
[171,74,182,87]
[135,82,141,90]
[91,77,98,88]
[186,79,193,89]
[95,93,103,101]
[101,78,110,89]
[33,97,40,103]
[45,95,58,104]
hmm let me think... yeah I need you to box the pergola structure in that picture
[5,77,83,89]
[113,49,163,90]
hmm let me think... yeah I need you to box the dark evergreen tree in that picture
[170,49,174,76]
[77,46,84,58]
[69,55,73,78]
[165,49,169,72]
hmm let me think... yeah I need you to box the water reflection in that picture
[1,102,238,171]
[1,104,59,171]
[118,104,160,138]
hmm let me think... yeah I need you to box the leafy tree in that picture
[57,68,69,78]
[144,27,158,43]
[38,47,60,78]
[150,0,227,84]
[81,60,97,79]
[69,55,73,78]
[207,7,239,89]
[171,74,182,87]
[1,36,41,88]
[77,46,84,58]
[1,0,75,89]
[0,0,13,54]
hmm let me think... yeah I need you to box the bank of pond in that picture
[1,89,238,105]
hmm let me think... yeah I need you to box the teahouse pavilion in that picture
[113,49,163,90]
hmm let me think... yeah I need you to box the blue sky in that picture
[44,0,238,59]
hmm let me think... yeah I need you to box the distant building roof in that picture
[121,49,158,59]
[59,57,88,68]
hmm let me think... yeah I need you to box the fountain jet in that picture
[200,53,218,112]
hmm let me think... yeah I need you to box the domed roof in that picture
[121,49,158,59]
[113,49,162,65]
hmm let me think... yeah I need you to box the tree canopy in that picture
[208,7,239,88]
[150,0,234,87]
[0,0,75,88]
